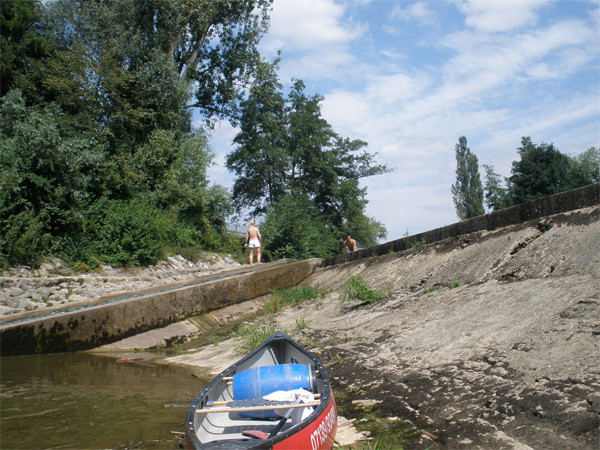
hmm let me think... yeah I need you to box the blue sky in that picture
[202,0,600,241]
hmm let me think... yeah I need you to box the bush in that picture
[0,209,49,269]
[87,197,171,266]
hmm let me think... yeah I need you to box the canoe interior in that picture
[186,332,332,449]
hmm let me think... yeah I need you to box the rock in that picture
[0,253,241,318]
[7,287,24,297]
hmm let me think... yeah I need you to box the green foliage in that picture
[264,286,322,313]
[0,209,49,269]
[483,164,509,210]
[262,194,339,260]
[227,69,389,247]
[569,146,599,187]
[0,0,51,100]
[235,319,279,353]
[0,0,272,269]
[508,137,573,204]
[419,285,442,296]
[482,138,595,212]
[409,238,427,250]
[451,136,485,220]
[86,197,171,266]
[341,276,389,304]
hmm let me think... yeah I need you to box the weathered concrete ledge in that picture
[0,259,321,356]
[324,183,600,267]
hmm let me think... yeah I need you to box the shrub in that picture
[0,209,49,269]
[263,286,321,314]
[87,197,170,266]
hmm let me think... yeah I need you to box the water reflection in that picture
[1,352,207,449]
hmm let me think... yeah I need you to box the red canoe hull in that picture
[274,389,337,450]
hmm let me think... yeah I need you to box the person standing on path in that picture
[244,220,262,265]
[344,235,357,252]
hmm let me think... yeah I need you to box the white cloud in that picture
[391,1,436,25]
[262,0,367,52]
[455,0,547,33]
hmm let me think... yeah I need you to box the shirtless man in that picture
[344,235,357,252]
[244,220,262,265]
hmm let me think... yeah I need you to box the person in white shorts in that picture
[244,220,262,265]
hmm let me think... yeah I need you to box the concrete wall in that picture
[323,183,600,267]
[0,259,321,356]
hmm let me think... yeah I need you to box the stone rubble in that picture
[0,254,241,318]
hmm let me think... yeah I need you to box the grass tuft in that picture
[341,276,390,304]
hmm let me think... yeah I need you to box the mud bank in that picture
[165,205,600,449]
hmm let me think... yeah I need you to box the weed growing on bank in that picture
[418,285,442,296]
[263,286,324,314]
[234,319,280,353]
[341,276,392,304]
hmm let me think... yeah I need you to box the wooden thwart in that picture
[206,393,321,407]
[196,400,321,414]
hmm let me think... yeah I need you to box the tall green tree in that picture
[508,137,572,204]
[43,0,272,130]
[0,0,51,99]
[226,67,389,251]
[227,59,288,214]
[451,136,485,220]
[569,146,599,187]
[483,164,509,211]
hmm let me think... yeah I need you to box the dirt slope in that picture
[170,205,599,449]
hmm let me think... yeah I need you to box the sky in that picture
[201,0,600,241]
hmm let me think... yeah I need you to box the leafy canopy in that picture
[227,63,389,255]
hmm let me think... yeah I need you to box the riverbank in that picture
[163,205,599,448]
[0,253,241,317]
[2,204,598,448]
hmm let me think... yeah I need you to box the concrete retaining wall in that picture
[323,183,600,267]
[0,259,321,356]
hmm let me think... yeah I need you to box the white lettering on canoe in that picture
[310,406,337,450]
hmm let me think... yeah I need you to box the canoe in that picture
[184,331,337,449]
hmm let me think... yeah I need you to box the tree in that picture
[569,146,599,187]
[483,164,509,211]
[451,136,485,220]
[261,194,339,260]
[226,59,288,214]
[226,68,389,249]
[1,0,262,268]
[0,0,52,99]
[508,137,572,204]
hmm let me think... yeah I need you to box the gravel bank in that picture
[0,254,241,318]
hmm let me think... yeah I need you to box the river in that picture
[0,352,208,449]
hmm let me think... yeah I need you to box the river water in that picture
[0,352,209,449]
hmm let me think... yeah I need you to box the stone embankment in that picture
[0,254,241,317]
[168,204,599,449]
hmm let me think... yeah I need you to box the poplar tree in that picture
[451,136,485,220]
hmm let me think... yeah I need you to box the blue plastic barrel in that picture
[232,363,315,419]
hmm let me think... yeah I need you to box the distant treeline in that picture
[451,136,598,221]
